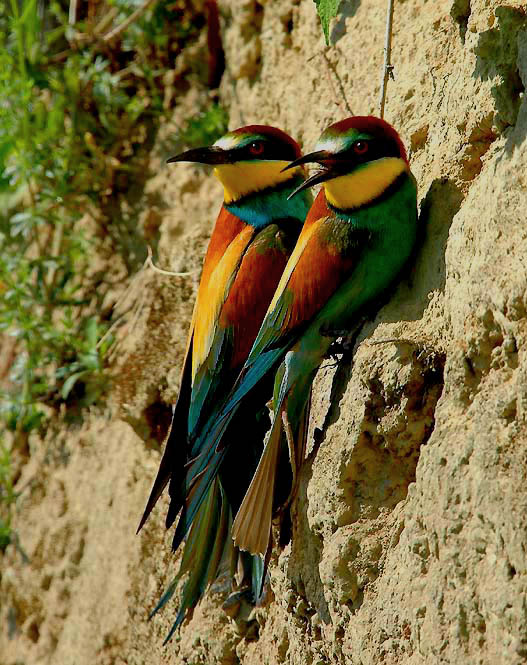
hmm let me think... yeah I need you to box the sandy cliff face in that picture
[2,1,527,664]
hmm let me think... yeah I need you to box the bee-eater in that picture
[185,116,419,559]
[137,125,312,638]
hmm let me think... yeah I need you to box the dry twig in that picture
[68,0,78,25]
[96,247,195,351]
[321,51,353,116]
[378,0,395,119]
[93,7,119,35]
[103,0,159,43]
[145,245,196,278]
[368,337,417,346]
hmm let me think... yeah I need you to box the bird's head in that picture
[284,116,409,210]
[168,125,305,204]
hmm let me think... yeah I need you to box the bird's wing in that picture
[225,209,366,416]
[188,221,296,438]
[138,208,252,531]
[166,220,298,535]
[179,204,368,549]
[229,214,366,555]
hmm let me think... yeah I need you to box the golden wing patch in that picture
[192,225,254,379]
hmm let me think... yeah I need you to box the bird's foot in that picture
[322,316,369,361]
[325,332,357,358]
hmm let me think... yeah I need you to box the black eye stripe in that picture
[333,137,401,163]
[230,139,299,162]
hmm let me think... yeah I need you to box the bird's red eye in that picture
[353,140,369,155]
[249,141,265,156]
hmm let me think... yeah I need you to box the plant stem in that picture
[378,0,395,120]
[321,51,353,116]
[9,0,30,157]
[68,0,78,25]
[103,0,159,43]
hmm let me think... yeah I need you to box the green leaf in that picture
[84,317,98,349]
[314,0,341,45]
[61,370,86,399]
[22,407,45,432]
[177,104,229,150]
[0,519,12,551]
[78,352,99,371]
[19,0,37,28]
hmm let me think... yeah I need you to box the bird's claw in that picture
[322,316,369,360]
[326,334,357,359]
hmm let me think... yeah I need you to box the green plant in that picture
[0,443,16,551]
[177,103,229,148]
[314,0,341,45]
[0,0,206,425]
[0,4,113,434]
[0,0,206,547]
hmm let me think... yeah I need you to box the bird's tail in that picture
[232,363,312,557]
[152,476,231,644]
[151,463,267,641]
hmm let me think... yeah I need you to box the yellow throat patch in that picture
[324,157,408,210]
[214,161,298,203]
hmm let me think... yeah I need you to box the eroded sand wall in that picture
[2,2,527,664]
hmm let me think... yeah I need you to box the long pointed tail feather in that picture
[169,448,227,553]
[232,380,312,557]
[168,377,273,553]
[232,411,282,556]
[156,476,231,642]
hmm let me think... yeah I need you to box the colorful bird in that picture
[138,125,311,639]
[187,116,419,559]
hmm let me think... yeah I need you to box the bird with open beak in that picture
[138,125,312,640]
[185,116,419,561]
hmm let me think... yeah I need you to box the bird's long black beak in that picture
[286,169,335,199]
[283,149,336,199]
[281,150,332,172]
[167,145,227,165]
